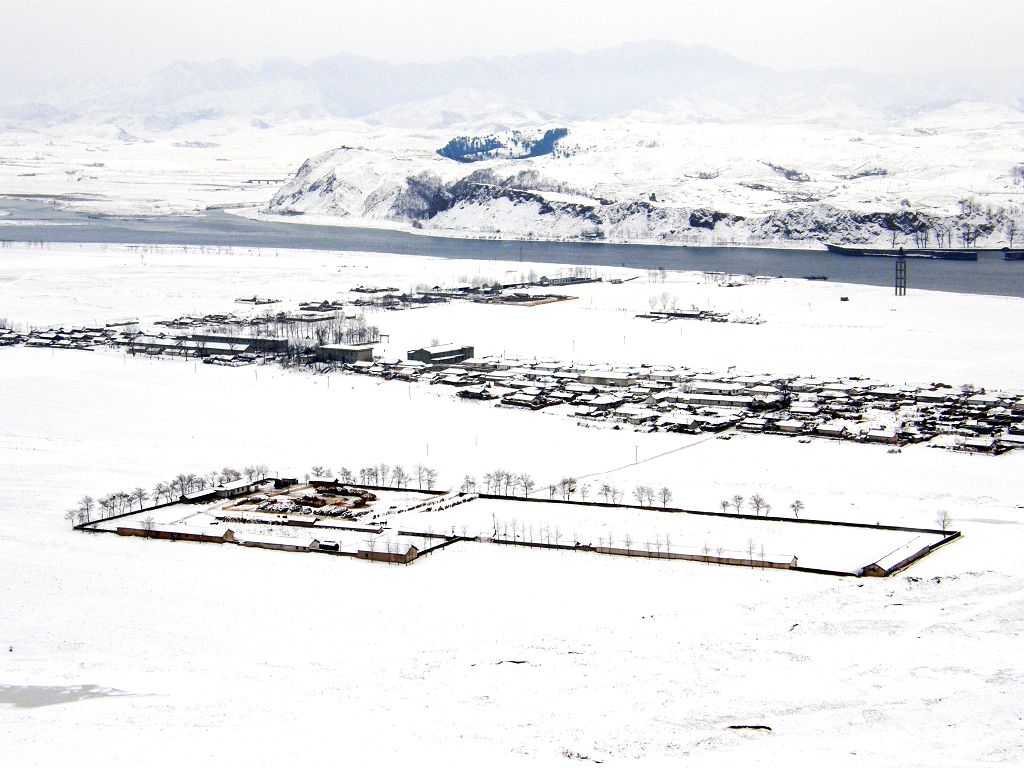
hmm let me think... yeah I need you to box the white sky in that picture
[1,0,1021,98]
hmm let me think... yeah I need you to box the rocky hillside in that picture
[267,106,1024,248]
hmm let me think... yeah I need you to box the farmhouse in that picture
[776,419,806,434]
[213,478,269,498]
[579,370,634,387]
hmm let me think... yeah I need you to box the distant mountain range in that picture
[5,41,1022,128]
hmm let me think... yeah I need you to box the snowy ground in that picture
[2,241,1022,765]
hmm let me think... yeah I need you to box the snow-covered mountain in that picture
[267,103,1024,248]
[6,41,1023,128]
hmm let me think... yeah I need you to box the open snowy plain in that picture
[2,240,1023,764]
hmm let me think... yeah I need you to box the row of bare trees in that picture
[631,485,673,507]
[65,492,143,526]
[467,470,537,497]
[151,465,271,504]
[308,463,439,490]
[717,494,805,518]
[65,465,273,527]
[646,267,668,283]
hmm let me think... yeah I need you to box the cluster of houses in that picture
[2,294,379,366]
[351,274,600,311]
[635,308,764,325]
[3,323,135,352]
[335,353,1023,454]
[154,301,348,330]
[0,321,290,366]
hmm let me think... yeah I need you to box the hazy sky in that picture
[2,0,1021,99]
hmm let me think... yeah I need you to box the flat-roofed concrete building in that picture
[189,333,288,354]
[407,343,474,365]
[320,343,375,364]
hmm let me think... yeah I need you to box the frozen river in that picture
[2,196,1022,297]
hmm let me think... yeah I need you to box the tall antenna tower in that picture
[895,248,907,296]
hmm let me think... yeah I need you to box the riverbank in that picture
[2,196,1022,297]
[227,204,829,251]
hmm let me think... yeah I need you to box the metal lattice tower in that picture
[895,251,907,296]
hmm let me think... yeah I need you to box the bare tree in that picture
[311,465,330,479]
[521,474,535,498]
[719,499,730,515]
[132,487,149,511]
[935,509,952,531]
[414,464,428,489]
[632,485,648,506]
[392,466,409,488]
[424,467,438,490]
[750,493,766,516]
[459,473,475,493]
[658,487,673,508]
[243,466,257,482]
[790,500,804,519]
[600,483,613,503]
[337,466,354,483]
[578,483,590,501]
[731,494,744,515]
[378,463,391,486]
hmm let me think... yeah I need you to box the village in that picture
[3,278,1022,454]
[73,473,957,578]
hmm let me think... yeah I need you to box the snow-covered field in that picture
[1,236,1022,764]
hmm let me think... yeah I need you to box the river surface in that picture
[2,196,1022,297]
